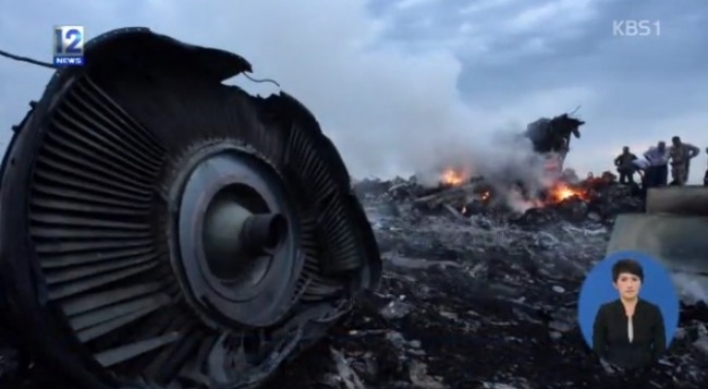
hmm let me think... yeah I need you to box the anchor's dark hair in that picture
[612,259,644,282]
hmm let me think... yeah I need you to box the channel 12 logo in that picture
[53,25,84,67]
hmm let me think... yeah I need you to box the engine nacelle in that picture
[0,28,381,389]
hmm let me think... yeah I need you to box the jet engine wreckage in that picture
[0,28,381,389]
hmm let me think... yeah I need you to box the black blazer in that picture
[592,299,666,369]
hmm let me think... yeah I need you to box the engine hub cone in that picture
[170,149,300,328]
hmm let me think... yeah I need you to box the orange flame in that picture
[440,168,467,186]
[547,182,586,203]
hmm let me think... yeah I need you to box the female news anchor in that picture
[592,259,666,369]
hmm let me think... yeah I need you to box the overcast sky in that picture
[1,0,706,182]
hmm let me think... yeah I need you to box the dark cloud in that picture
[376,0,708,177]
[0,0,706,181]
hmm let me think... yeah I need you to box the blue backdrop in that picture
[578,250,680,348]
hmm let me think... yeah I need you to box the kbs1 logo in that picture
[613,20,661,37]
[53,25,85,67]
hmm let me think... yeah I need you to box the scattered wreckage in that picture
[0,28,380,389]
[330,122,707,387]
[299,175,707,389]
[525,111,586,174]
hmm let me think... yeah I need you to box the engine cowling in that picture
[0,27,381,389]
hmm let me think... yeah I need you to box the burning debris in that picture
[547,181,587,203]
[270,115,706,388]
[413,110,589,219]
[398,164,614,223]
[265,175,708,389]
[439,167,469,187]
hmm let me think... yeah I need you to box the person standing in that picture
[668,136,700,185]
[614,146,638,184]
[704,147,708,186]
[643,142,669,187]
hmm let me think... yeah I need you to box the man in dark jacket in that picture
[614,146,638,184]
[704,147,708,186]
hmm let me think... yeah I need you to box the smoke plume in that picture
[412,126,560,212]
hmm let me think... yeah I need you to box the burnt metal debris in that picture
[0,28,380,389]
[265,177,708,388]
[7,174,707,389]
[525,113,585,154]
[525,113,586,173]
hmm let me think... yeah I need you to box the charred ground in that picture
[268,178,708,389]
[3,178,708,389]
